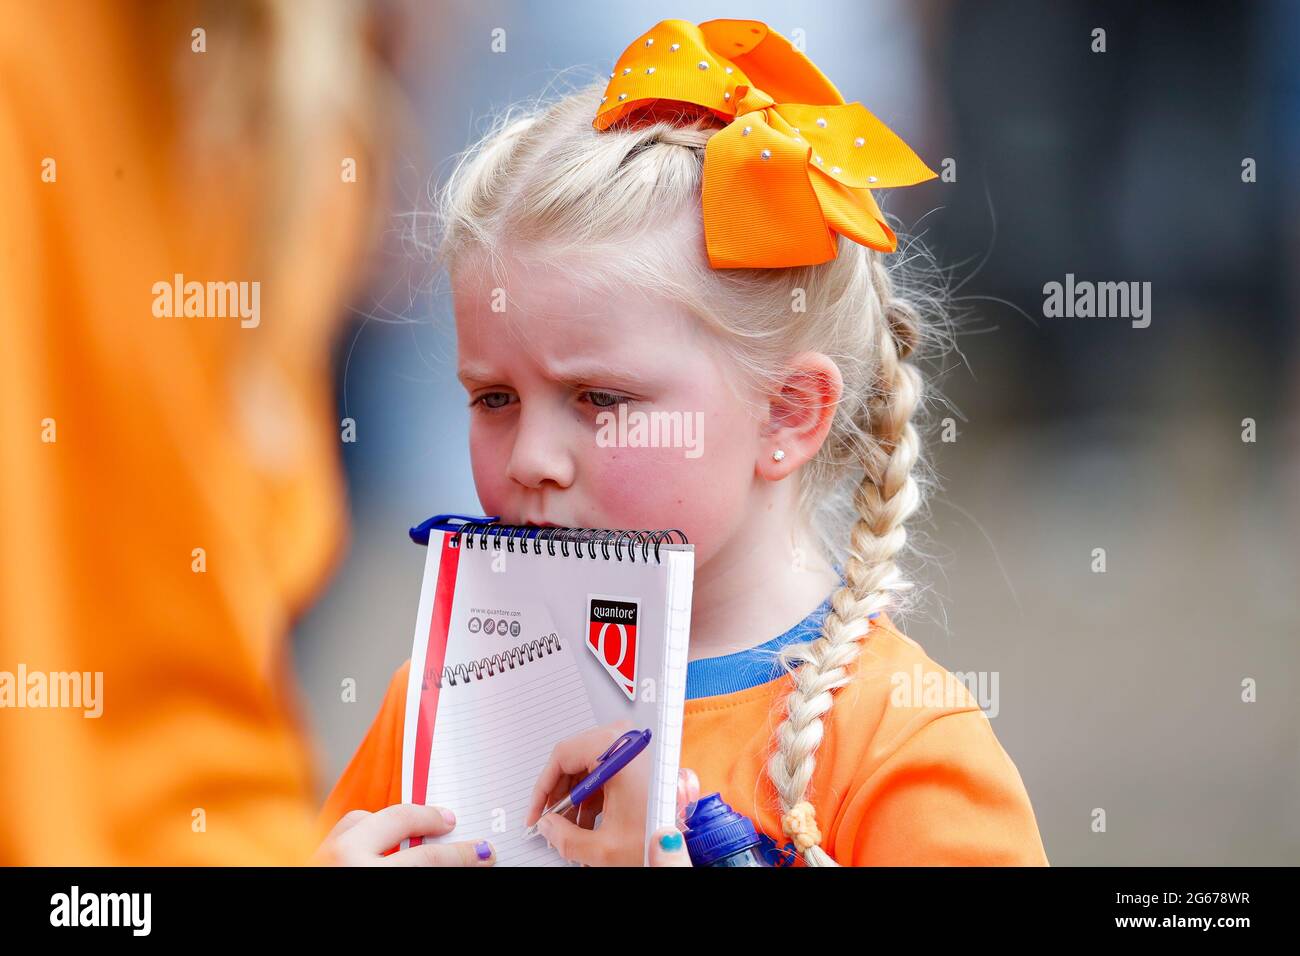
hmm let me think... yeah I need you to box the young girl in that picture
[318,17,1048,867]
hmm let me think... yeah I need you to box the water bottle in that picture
[683,792,772,867]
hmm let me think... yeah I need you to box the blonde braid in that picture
[768,255,924,866]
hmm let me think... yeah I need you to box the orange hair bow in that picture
[593,18,938,269]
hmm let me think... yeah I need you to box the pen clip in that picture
[596,729,642,764]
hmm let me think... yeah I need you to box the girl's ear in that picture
[759,352,843,481]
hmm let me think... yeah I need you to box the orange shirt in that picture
[0,2,372,863]
[321,613,1050,866]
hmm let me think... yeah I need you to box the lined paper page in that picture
[421,636,597,866]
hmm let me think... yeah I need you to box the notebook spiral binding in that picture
[425,633,565,689]
[459,523,689,563]
[410,514,688,563]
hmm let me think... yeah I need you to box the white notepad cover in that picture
[400,529,694,866]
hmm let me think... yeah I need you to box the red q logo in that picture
[586,596,640,701]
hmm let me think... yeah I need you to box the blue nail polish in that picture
[475,840,492,860]
[659,831,684,852]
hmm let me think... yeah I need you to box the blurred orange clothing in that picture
[321,614,1050,866]
[0,3,373,863]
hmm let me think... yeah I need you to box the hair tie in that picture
[781,800,823,853]
[594,18,937,270]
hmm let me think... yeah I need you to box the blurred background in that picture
[273,0,1300,865]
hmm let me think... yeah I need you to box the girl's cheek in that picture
[583,443,748,552]
[468,424,509,511]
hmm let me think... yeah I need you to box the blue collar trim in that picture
[685,592,880,701]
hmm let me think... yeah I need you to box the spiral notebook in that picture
[400,515,695,866]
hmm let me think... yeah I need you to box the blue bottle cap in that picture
[684,793,762,867]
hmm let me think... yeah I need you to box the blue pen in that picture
[523,728,652,839]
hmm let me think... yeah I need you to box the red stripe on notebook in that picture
[409,533,461,847]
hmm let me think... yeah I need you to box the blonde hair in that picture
[432,79,945,866]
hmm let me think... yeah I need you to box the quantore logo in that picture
[586,595,640,701]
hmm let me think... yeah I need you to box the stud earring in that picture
[771,449,786,462]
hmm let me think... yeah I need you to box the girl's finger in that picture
[324,809,371,842]
[534,772,575,828]
[345,803,458,855]
[526,742,593,825]
[675,767,700,825]
[648,827,692,867]
[383,839,495,867]
[536,810,606,866]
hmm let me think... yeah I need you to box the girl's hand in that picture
[651,764,699,867]
[648,826,693,866]
[314,804,495,867]
[525,722,699,867]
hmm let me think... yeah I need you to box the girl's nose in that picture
[505,408,576,491]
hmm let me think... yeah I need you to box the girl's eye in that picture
[583,390,628,408]
[472,391,515,411]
